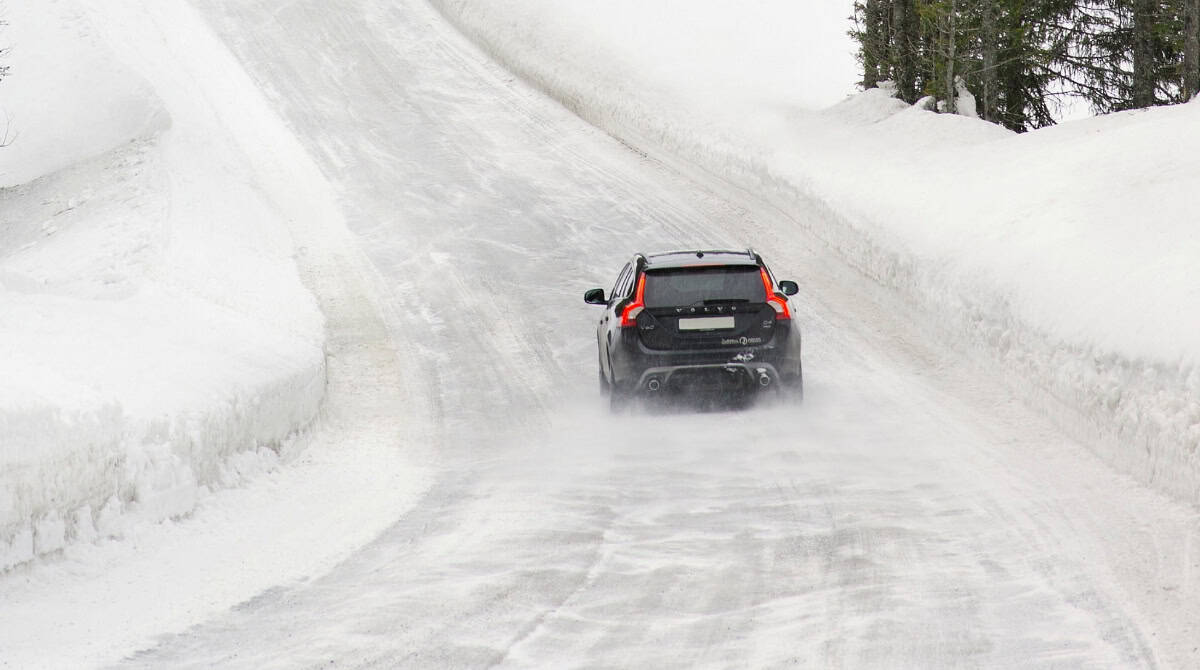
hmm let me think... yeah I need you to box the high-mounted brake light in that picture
[620,274,646,327]
[760,268,791,321]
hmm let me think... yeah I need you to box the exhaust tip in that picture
[647,378,662,392]
[758,374,771,388]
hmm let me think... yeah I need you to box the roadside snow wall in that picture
[429,1,1200,505]
[0,0,328,570]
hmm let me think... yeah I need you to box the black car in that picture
[585,249,803,409]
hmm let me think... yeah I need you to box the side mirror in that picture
[778,280,799,296]
[584,288,607,305]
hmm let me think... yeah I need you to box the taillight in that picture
[620,274,646,327]
[760,268,791,321]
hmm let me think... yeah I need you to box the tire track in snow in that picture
[108,0,1180,667]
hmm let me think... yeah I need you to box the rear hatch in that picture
[635,265,779,350]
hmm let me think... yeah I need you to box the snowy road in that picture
[19,0,1200,667]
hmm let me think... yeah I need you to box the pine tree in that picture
[981,0,1000,120]
[893,0,921,102]
[861,0,888,88]
[1132,0,1159,105]
[1186,0,1200,98]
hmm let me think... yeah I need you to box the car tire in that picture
[609,383,631,413]
[778,362,804,403]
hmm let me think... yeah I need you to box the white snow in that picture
[1,0,435,663]
[3,0,1200,667]
[428,0,1200,505]
[0,0,328,571]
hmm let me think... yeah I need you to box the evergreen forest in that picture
[851,0,1200,130]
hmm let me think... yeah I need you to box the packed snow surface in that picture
[3,0,1200,668]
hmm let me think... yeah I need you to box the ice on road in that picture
[4,0,1199,667]
[107,0,1195,667]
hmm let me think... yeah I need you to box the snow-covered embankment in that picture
[430,0,1200,503]
[0,0,329,569]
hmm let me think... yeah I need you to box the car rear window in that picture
[642,266,765,308]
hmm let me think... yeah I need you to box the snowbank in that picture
[429,1,1200,504]
[0,0,327,569]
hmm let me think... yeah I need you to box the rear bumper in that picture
[609,326,801,393]
[636,362,782,394]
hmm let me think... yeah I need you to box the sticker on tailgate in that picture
[722,336,763,346]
